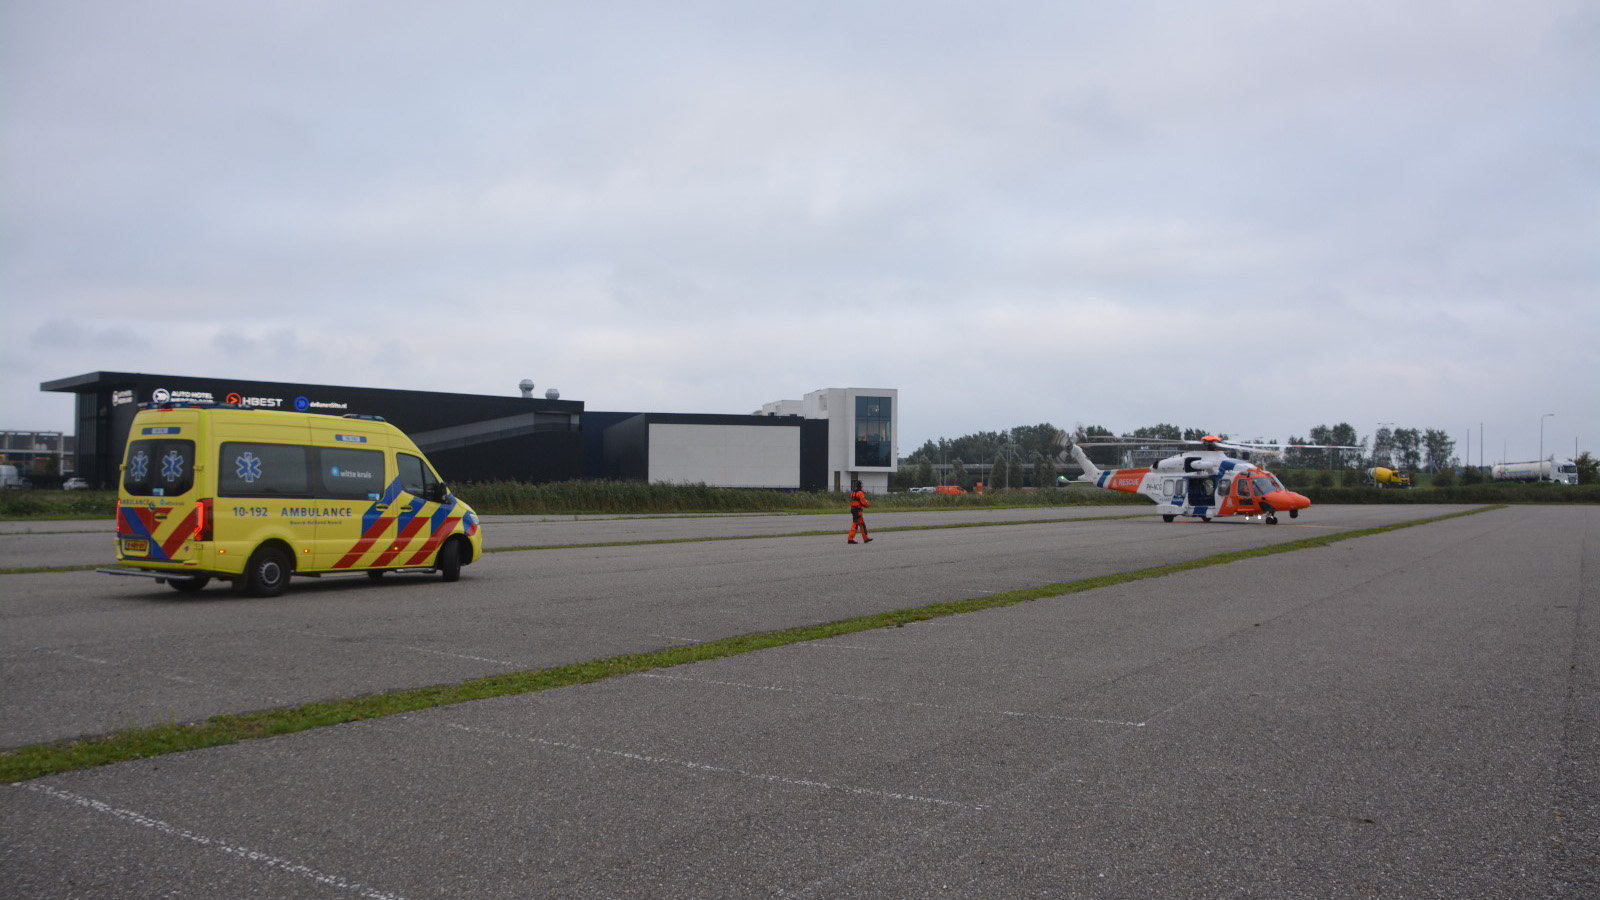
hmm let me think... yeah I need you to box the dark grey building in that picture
[42,372,583,490]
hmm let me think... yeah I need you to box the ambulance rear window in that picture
[124,440,195,497]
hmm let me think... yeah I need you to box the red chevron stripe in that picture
[159,508,198,559]
[371,514,433,568]
[332,515,396,569]
[404,515,462,567]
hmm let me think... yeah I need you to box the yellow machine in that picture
[1366,466,1412,488]
[108,403,481,595]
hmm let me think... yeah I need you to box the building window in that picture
[854,396,892,468]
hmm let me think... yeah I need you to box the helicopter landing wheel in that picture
[1162,514,1176,523]
[1266,514,1279,525]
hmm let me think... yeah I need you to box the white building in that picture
[761,387,898,494]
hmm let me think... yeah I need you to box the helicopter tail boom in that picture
[1069,443,1102,483]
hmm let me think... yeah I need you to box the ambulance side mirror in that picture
[425,483,449,503]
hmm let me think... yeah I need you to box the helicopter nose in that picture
[1262,490,1311,511]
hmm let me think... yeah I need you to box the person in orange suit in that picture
[847,479,872,544]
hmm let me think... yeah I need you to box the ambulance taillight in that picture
[195,498,213,542]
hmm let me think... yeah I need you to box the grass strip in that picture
[0,505,1501,783]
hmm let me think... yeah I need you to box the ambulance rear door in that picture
[118,411,204,565]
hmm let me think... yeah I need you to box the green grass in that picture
[0,504,1501,784]
[0,489,117,520]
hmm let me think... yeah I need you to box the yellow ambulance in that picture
[108,402,482,596]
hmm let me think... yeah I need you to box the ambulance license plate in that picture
[123,539,149,556]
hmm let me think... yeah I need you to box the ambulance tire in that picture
[242,546,293,597]
[437,540,462,583]
[168,576,210,593]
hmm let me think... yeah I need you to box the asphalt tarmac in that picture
[2,504,1596,898]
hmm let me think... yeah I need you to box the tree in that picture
[1422,429,1456,473]
[1035,451,1057,488]
[1304,423,1362,469]
[1577,451,1598,485]
[1284,434,1318,469]
[991,433,1024,489]
[1372,427,1396,468]
[1392,428,1423,472]
[951,458,968,489]
[1132,423,1182,440]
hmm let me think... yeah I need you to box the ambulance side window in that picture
[220,443,309,498]
[318,447,385,500]
[124,439,195,497]
[398,453,442,501]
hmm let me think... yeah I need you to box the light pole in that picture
[1540,413,1554,482]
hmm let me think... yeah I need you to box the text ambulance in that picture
[109,403,481,596]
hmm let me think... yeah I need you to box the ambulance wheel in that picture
[242,546,292,597]
[1162,514,1176,523]
[168,576,210,593]
[437,540,462,583]
[367,570,385,581]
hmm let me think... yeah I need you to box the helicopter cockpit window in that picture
[1252,476,1280,495]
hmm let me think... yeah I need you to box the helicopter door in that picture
[1234,475,1256,509]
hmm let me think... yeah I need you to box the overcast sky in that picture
[4,1,1595,463]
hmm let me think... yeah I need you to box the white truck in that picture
[1491,458,1579,484]
[0,464,27,489]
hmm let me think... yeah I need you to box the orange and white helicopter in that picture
[1060,435,1350,524]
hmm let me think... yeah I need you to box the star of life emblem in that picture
[236,452,263,483]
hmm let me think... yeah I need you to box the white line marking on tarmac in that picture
[297,630,519,668]
[34,648,265,695]
[436,720,987,810]
[399,645,520,667]
[36,647,110,665]
[647,633,704,644]
[18,784,410,900]
[633,672,1149,728]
